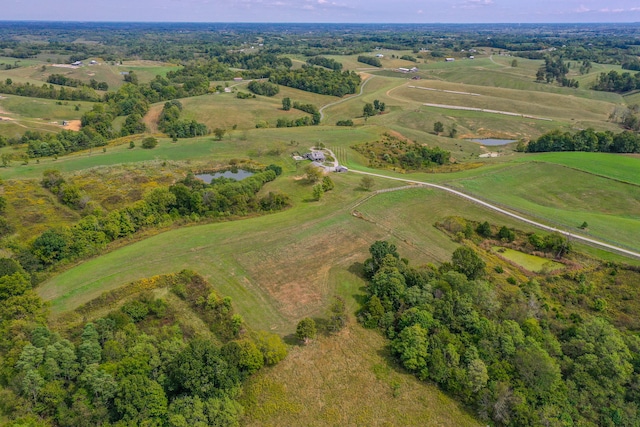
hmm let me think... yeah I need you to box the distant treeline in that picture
[357,55,382,67]
[306,56,343,71]
[592,70,640,93]
[0,79,101,102]
[25,129,107,158]
[527,128,640,153]
[247,80,279,96]
[47,74,109,91]
[269,65,360,97]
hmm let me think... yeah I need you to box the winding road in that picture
[348,169,640,260]
[318,75,376,121]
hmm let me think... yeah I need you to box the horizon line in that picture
[1,20,640,25]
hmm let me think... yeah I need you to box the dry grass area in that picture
[67,164,179,210]
[241,324,481,427]
[2,179,80,239]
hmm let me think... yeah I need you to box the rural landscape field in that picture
[1,21,640,427]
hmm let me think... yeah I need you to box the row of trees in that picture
[47,74,109,91]
[358,240,640,426]
[0,78,101,102]
[357,55,382,67]
[535,56,577,87]
[24,128,107,158]
[22,168,285,272]
[526,128,640,153]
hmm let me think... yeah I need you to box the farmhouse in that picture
[71,61,83,66]
[305,151,325,162]
[445,57,455,62]
[233,77,243,82]
[376,54,384,58]
[398,67,410,73]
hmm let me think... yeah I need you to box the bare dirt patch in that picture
[63,120,81,131]
[237,223,371,320]
[143,104,162,133]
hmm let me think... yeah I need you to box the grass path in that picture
[349,169,640,260]
[318,74,375,121]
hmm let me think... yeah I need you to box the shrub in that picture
[141,137,158,149]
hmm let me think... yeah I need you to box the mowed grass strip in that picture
[521,152,640,186]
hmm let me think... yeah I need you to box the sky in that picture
[4,0,640,23]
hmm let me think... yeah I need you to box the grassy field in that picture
[521,152,640,185]
[0,59,181,92]
[444,162,640,252]
[242,325,480,427]
[492,246,564,273]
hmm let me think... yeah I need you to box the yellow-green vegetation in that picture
[242,326,480,427]
[2,178,80,239]
[4,31,640,427]
[492,246,564,273]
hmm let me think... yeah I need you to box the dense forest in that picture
[358,236,640,426]
[0,267,287,426]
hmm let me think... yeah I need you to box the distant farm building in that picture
[233,77,243,82]
[335,166,348,173]
[90,60,97,65]
[398,67,419,74]
[304,151,325,162]
[376,54,384,58]
[445,58,455,62]
[71,61,83,66]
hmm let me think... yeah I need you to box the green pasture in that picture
[445,162,640,252]
[492,246,564,273]
[521,152,640,186]
[419,56,622,103]
[178,90,333,131]
[0,95,94,120]
[1,125,381,180]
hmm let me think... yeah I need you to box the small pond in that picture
[469,138,517,146]
[195,169,254,183]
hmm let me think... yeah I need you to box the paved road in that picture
[319,75,376,121]
[349,169,640,260]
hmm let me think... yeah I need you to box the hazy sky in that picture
[5,0,640,23]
